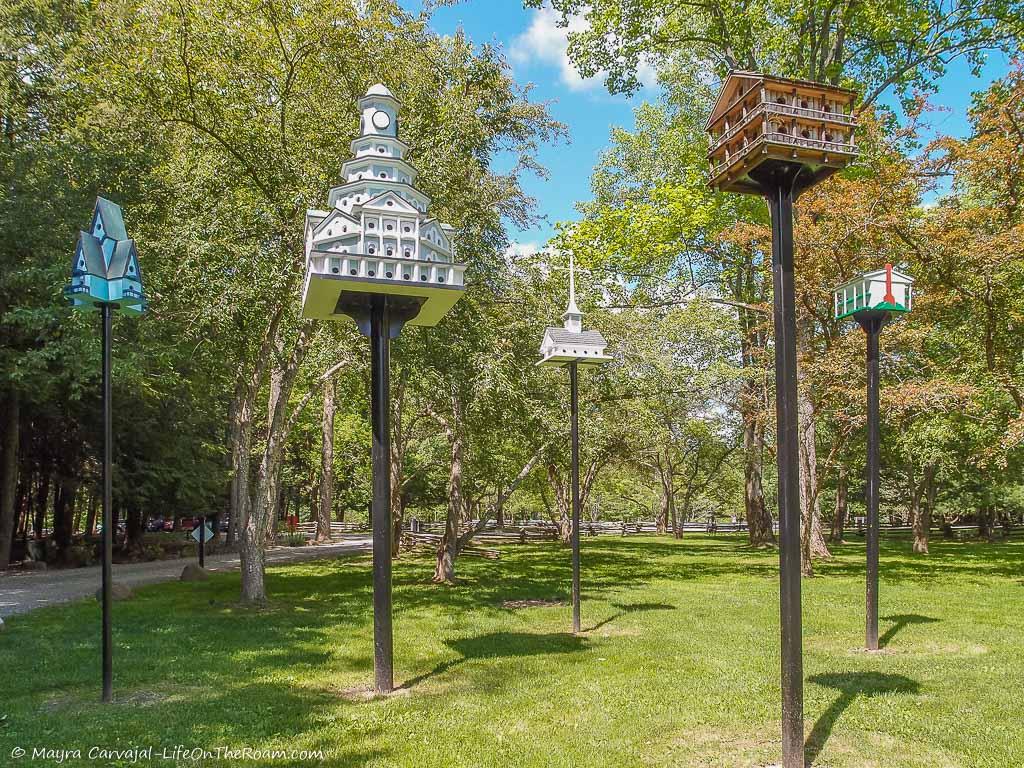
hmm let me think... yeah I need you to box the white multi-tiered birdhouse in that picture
[538,257,612,368]
[300,84,466,328]
[833,264,913,321]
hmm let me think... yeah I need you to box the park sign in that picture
[833,264,913,321]
[65,198,146,315]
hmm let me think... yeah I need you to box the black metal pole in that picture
[100,303,113,704]
[370,298,394,694]
[198,515,206,569]
[861,316,884,651]
[765,178,804,768]
[569,360,581,635]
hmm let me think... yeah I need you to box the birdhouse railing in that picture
[307,251,465,288]
[767,101,855,124]
[765,130,855,154]
[709,102,855,155]
[710,129,857,180]
[834,279,871,319]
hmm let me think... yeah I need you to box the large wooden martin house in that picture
[706,71,858,194]
[538,258,612,368]
[300,84,465,330]
[64,197,145,314]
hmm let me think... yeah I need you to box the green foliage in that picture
[528,0,1023,106]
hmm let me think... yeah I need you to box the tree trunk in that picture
[240,327,311,604]
[52,473,77,562]
[84,488,98,537]
[124,501,144,555]
[830,464,848,544]
[797,365,831,576]
[316,377,335,543]
[227,307,285,547]
[433,430,463,584]
[0,389,19,568]
[495,488,505,529]
[978,503,993,541]
[546,462,572,544]
[741,382,775,546]
[390,377,406,556]
[914,463,936,554]
[33,463,50,540]
[657,491,670,534]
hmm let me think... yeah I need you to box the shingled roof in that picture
[545,327,607,345]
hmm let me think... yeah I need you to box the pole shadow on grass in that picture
[401,631,587,690]
[584,602,675,632]
[878,614,939,648]
[805,672,920,766]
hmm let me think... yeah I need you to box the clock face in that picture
[371,110,391,129]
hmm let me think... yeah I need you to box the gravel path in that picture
[0,536,372,617]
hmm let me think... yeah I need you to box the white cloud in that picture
[510,6,658,94]
[504,241,546,262]
[510,7,601,92]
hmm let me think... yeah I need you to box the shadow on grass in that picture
[878,614,940,649]
[805,672,920,766]
[585,601,675,632]
[401,631,587,690]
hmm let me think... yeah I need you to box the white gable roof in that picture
[361,190,420,215]
[310,208,358,238]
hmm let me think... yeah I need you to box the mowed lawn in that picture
[1,534,1022,767]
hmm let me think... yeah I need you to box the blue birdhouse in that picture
[65,197,146,315]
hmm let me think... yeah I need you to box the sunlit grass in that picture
[1,534,1021,766]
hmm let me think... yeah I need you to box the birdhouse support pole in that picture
[370,297,394,694]
[569,360,581,635]
[764,176,804,768]
[858,313,887,651]
[100,303,114,704]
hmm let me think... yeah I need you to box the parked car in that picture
[146,516,166,532]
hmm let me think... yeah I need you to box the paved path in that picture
[0,537,372,617]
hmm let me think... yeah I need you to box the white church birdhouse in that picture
[706,72,858,195]
[538,257,612,368]
[833,264,913,321]
[300,84,466,329]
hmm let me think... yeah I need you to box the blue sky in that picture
[407,2,1012,252]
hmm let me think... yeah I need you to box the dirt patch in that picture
[116,690,170,707]
[333,684,412,702]
[501,598,565,609]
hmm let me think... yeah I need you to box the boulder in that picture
[179,564,210,582]
[21,560,47,572]
[95,583,134,602]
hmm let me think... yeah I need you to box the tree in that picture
[530,0,1024,105]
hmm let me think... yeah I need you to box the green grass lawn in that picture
[1,534,1022,767]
